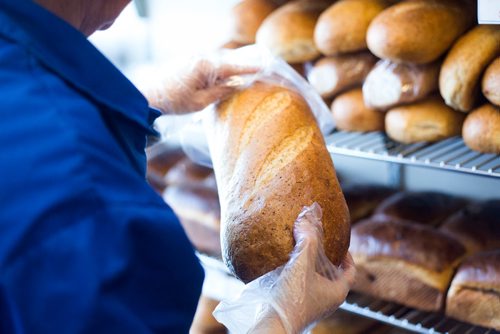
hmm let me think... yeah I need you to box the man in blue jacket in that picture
[0,0,355,333]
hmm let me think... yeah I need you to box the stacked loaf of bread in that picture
[227,0,499,153]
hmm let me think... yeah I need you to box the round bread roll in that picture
[307,52,377,99]
[482,57,500,107]
[440,25,500,112]
[385,96,465,143]
[256,0,331,63]
[314,0,393,55]
[230,0,279,44]
[331,88,385,132]
[366,0,475,64]
[462,104,500,154]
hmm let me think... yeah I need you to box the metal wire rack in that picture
[198,254,498,334]
[325,131,500,178]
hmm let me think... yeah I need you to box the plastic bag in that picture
[213,203,355,334]
[362,59,440,110]
[153,45,335,167]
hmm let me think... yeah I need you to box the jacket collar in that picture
[0,0,160,130]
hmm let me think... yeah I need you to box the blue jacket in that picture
[0,0,204,333]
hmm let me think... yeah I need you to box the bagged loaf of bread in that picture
[362,60,440,110]
[205,81,350,282]
[307,52,377,99]
[366,0,475,64]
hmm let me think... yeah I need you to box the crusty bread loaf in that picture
[331,88,385,132]
[482,57,500,107]
[446,250,500,330]
[190,296,227,334]
[163,184,221,256]
[440,200,500,255]
[350,218,466,311]
[230,0,279,44]
[385,96,465,144]
[373,191,466,227]
[366,0,475,64]
[307,53,377,99]
[462,104,500,154]
[314,0,393,56]
[205,81,350,282]
[363,60,440,110]
[256,0,332,63]
[440,25,500,112]
[342,184,396,223]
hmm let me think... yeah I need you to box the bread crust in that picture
[366,0,475,64]
[462,104,500,154]
[206,81,350,282]
[230,0,278,44]
[482,57,500,107]
[439,25,500,112]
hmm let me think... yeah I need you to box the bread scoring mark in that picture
[254,126,314,188]
[237,91,293,155]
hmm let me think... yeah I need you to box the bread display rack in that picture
[326,131,500,178]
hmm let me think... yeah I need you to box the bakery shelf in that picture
[325,131,500,178]
[198,254,498,334]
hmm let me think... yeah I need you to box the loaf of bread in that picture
[440,200,500,254]
[385,96,465,144]
[482,57,500,107]
[190,296,227,334]
[366,0,475,64]
[229,0,279,44]
[373,191,466,227]
[165,157,214,187]
[314,0,393,56]
[307,52,377,99]
[462,104,500,154]
[446,250,500,330]
[440,25,500,112]
[256,0,332,63]
[331,88,385,132]
[163,184,221,256]
[363,60,440,110]
[205,81,350,282]
[350,218,466,311]
[342,184,396,223]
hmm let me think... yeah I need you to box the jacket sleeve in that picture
[1,203,204,334]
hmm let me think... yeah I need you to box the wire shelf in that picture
[325,131,500,178]
[198,254,498,334]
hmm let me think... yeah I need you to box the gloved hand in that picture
[148,58,258,114]
[213,203,356,334]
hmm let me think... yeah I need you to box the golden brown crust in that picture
[350,218,466,272]
[314,0,393,55]
[440,200,500,254]
[440,25,500,112]
[462,104,500,154]
[373,191,466,226]
[482,57,500,107]
[342,184,396,223]
[256,0,332,63]
[366,0,475,64]
[331,88,385,132]
[230,0,279,44]
[307,53,377,99]
[190,296,227,334]
[206,81,350,282]
[385,96,465,144]
[446,251,500,330]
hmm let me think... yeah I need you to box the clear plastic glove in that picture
[147,58,259,115]
[213,203,356,334]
